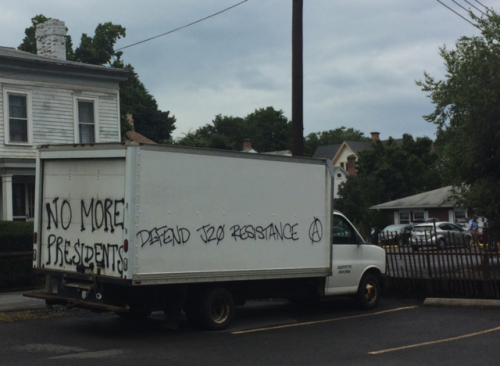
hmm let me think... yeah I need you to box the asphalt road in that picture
[1,297,499,366]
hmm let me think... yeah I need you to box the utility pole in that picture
[291,0,304,156]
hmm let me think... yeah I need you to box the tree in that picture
[175,107,291,152]
[416,9,500,222]
[303,127,369,157]
[335,134,441,227]
[18,15,175,142]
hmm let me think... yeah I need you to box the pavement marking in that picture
[48,349,129,359]
[12,344,87,354]
[231,306,418,335]
[369,326,500,355]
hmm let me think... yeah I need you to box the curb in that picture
[423,298,500,309]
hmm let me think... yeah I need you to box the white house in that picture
[0,19,130,221]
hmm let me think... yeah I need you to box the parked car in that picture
[425,217,440,223]
[411,222,472,250]
[380,224,415,245]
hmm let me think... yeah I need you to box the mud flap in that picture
[162,286,187,330]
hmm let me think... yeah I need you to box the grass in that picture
[0,308,72,323]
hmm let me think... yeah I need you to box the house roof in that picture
[370,186,456,210]
[0,46,130,81]
[125,131,156,144]
[263,150,292,156]
[313,139,403,160]
[333,166,348,175]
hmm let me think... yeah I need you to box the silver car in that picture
[411,222,472,250]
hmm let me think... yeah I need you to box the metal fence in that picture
[383,227,500,299]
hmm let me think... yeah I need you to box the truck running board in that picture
[23,292,128,313]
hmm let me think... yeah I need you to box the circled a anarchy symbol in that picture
[309,217,323,243]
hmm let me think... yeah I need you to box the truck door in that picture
[325,214,366,295]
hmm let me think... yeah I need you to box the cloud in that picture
[1,0,497,141]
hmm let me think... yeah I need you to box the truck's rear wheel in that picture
[356,273,380,310]
[191,287,234,331]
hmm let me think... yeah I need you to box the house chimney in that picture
[35,19,67,60]
[242,139,252,151]
[347,154,357,176]
[370,132,380,143]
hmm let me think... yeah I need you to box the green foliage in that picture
[0,221,33,252]
[336,134,441,227]
[304,127,369,157]
[0,258,38,288]
[174,107,291,152]
[18,15,176,142]
[73,23,125,66]
[416,9,500,221]
[0,222,36,288]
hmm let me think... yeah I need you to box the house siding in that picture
[0,80,120,159]
[332,145,354,168]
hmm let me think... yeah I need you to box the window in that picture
[332,215,358,244]
[12,182,35,220]
[9,95,28,141]
[74,97,99,143]
[3,89,32,145]
[78,101,95,143]
[413,211,425,221]
[337,173,342,178]
[455,210,466,219]
[399,212,410,224]
[12,183,26,217]
[340,162,345,169]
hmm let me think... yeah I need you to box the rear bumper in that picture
[23,291,128,313]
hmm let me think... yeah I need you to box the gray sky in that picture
[1,0,497,141]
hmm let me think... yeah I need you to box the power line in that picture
[436,0,480,29]
[115,0,248,52]
[452,0,471,13]
[475,0,489,9]
[464,0,487,15]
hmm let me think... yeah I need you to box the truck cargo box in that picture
[34,143,334,285]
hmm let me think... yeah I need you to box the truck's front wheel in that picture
[356,273,380,310]
[190,287,235,331]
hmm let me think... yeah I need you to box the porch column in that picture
[2,174,13,221]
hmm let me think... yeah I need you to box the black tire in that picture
[356,273,380,310]
[191,287,234,331]
[412,245,419,252]
[437,238,446,250]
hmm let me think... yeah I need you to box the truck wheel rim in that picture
[211,296,230,324]
[364,281,377,304]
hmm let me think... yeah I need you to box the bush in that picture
[0,221,33,252]
[0,221,37,288]
[0,258,38,288]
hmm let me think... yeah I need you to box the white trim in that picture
[0,77,120,94]
[73,95,100,143]
[393,211,399,224]
[448,210,454,223]
[116,90,121,141]
[1,174,13,220]
[3,88,33,146]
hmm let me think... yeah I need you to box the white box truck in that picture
[26,143,388,330]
